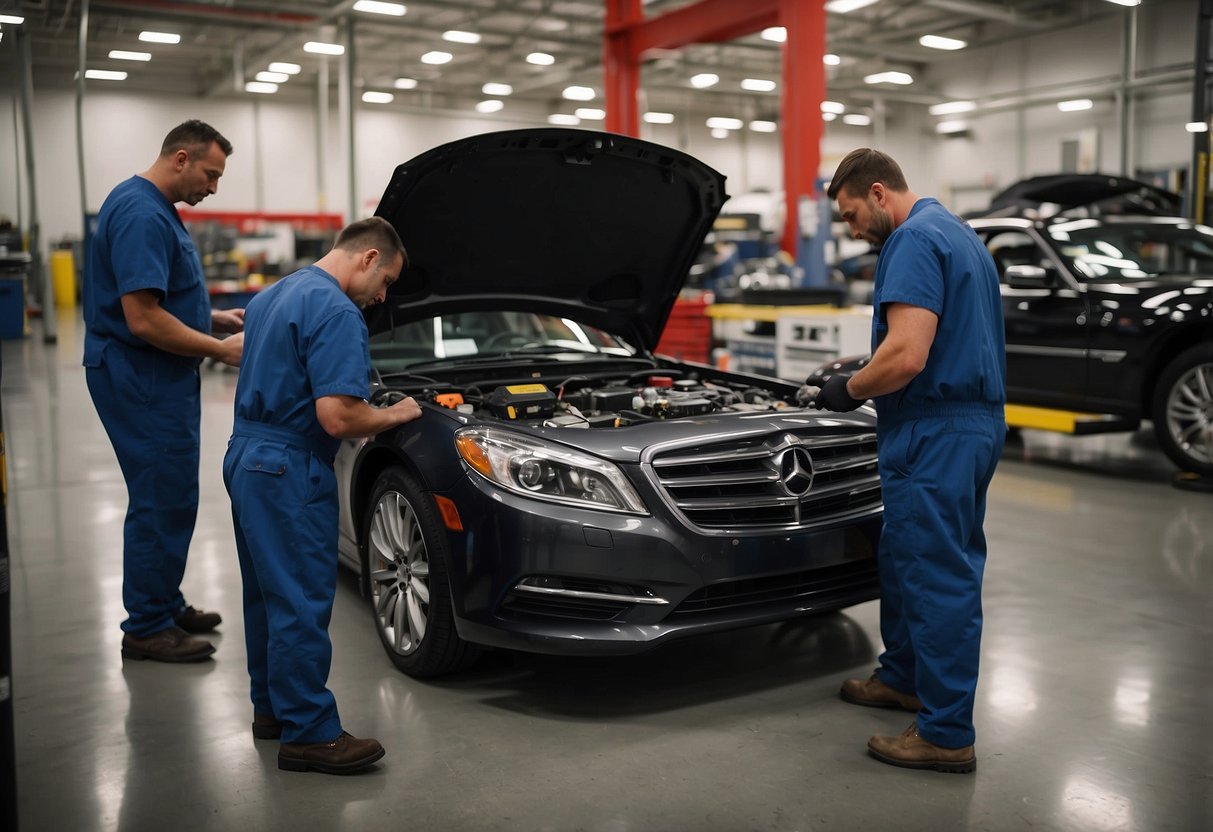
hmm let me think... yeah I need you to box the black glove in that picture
[811,374,864,412]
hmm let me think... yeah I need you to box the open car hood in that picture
[367,129,727,350]
[972,173,1182,218]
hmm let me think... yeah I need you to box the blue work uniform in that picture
[222,265,371,745]
[83,176,212,637]
[869,198,1006,749]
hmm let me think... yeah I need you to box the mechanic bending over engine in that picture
[84,120,244,664]
[810,148,1006,774]
[224,216,422,775]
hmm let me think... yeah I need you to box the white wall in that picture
[0,0,1200,257]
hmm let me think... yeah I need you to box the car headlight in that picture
[454,427,647,514]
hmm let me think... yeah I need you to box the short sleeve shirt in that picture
[84,176,210,364]
[233,265,372,458]
[870,198,1006,420]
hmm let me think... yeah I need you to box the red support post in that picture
[780,0,827,258]
[604,0,643,136]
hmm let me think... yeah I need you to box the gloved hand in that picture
[811,374,864,412]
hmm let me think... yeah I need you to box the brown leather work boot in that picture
[867,722,976,773]
[252,713,284,740]
[278,732,385,775]
[174,605,222,634]
[121,627,215,663]
[840,673,923,712]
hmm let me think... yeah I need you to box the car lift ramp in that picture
[1004,404,1139,435]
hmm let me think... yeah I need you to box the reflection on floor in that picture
[4,311,1210,832]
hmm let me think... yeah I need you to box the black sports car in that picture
[334,129,884,677]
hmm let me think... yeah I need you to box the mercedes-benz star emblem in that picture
[779,447,814,497]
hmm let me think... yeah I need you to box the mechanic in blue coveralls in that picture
[224,216,422,775]
[809,148,1006,774]
[85,120,245,664]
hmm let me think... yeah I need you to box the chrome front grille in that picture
[648,430,881,531]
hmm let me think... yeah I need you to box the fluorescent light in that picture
[864,71,913,85]
[85,69,128,81]
[304,41,344,55]
[421,50,453,64]
[475,99,504,113]
[394,77,418,89]
[269,62,302,75]
[0,14,25,24]
[823,53,841,66]
[821,100,846,114]
[1185,122,1209,133]
[919,34,966,50]
[741,78,777,92]
[826,0,878,12]
[139,31,180,44]
[353,0,406,15]
[705,117,743,130]
[443,30,481,44]
[575,107,605,120]
[362,91,394,104]
[256,71,290,83]
[842,113,872,126]
[929,100,976,115]
[643,111,675,124]
[1104,0,1140,6]
[690,73,719,89]
[547,114,580,125]
[822,112,838,121]
[1057,98,1093,112]
[109,50,152,62]
[527,52,555,65]
[482,82,513,96]
[710,128,729,139]
[761,27,786,43]
[562,85,595,101]
[749,120,778,133]
[244,81,278,94]
[936,120,969,134]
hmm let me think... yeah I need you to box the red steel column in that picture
[780,0,827,257]
[604,0,643,136]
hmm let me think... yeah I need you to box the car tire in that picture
[362,466,480,677]
[1151,343,1213,477]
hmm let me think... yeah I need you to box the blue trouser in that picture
[85,341,200,637]
[223,425,343,745]
[873,407,1005,749]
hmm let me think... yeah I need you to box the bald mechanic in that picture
[811,148,1005,773]
[85,120,244,663]
[224,217,422,775]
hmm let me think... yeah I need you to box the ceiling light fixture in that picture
[823,53,841,66]
[710,128,729,139]
[482,82,513,96]
[139,31,180,44]
[864,71,913,85]
[936,120,969,134]
[643,111,675,124]
[741,78,777,92]
[526,52,555,65]
[919,34,967,50]
[362,91,394,104]
[749,120,778,133]
[304,41,344,55]
[821,100,846,114]
[244,81,278,94]
[822,112,838,121]
[842,113,872,126]
[547,114,580,125]
[826,0,879,13]
[928,100,976,115]
[575,107,606,120]
[86,69,128,81]
[421,50,453,64]
[256,71,290,83]
[109,50,152,61]
[1185,121,1209,133]
[353,1,406,15]
[475,99,504,113]
[690,73,719,89]
[562,85,595,101]
[761,27,786,43]
[705,117,743,130]
[269,62,302,75]
[1103,0,1141,6]
[0,14,25,24]
[394,77,418,89]
[1057,98,1093,112]
[443,30,481,44]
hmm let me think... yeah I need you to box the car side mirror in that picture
[1004,264,1053,289]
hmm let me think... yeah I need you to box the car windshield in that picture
[1045,219,1213,280]
[369,311,636,373]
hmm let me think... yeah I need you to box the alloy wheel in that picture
[1165,360,1213,469]
[367,490,432,655]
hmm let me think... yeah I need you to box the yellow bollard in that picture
[51,249,76,308]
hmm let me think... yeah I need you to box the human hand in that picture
[810,374,864,412]
[390,395,423,425]
[212,307,245,334]
[215,332,244,367]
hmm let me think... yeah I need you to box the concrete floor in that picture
[4,310,1211,832]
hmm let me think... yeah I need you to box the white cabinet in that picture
[776,308,871,381]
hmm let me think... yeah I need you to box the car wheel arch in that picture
[1138,325,1213,415]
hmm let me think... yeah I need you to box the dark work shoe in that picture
[175,605,222,634]
[278,732,385,775]
[121,627,215,663]
[252,713,284,740]
[840,673,923,712]
[867,723,976,774]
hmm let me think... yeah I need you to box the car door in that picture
[979,227,1091,409]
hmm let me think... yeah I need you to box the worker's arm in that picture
[315,394,423,439]
[845,303,938,400]
[121,290,243,366]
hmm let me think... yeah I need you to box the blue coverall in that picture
[869,198,1006,749]
[222,265,372,745]
[84,176,211,638]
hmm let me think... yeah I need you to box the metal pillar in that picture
[16,25,55,342]
[1117,3,1138,176]
[604,0,643,136]
[317,58,329,213]
[1191,0,1213,222]
[76,0,89,233]
[340,17,356,222]
[780,0,826,269]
